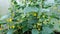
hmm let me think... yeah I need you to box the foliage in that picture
[0,0,60,34]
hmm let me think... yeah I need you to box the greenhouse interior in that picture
[0,0,60,34]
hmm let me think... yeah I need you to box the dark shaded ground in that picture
[54,31,60,34]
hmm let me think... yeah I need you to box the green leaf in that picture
[32,29,39,34]
[7,29,14,34]
[0,21,6,24]
[40,27,53,34]
[53,20,60,32]
[24,7,39,13]
[28,19,38,24]
[22,26,29,33]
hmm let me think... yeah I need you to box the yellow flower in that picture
[7,18,13,22]
[10,26,15,29]
[9,18,12,22]
[12,26,15,28]
[33,12,37,16]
